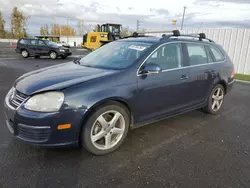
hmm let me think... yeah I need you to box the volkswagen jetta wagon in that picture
[4,31,235,155]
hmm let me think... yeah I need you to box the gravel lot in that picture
[0,57,250,188]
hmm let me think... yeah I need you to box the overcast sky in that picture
[1,0,250,35]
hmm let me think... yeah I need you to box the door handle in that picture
[181,75,188,80]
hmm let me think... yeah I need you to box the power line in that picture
[188,6,250,11]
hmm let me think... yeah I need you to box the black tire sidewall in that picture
[206,84,225,114]
[81,103,130,155]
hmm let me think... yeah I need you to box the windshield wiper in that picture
[73,57,82,64]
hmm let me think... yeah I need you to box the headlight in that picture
[24,92,64,112]
[59,49,65,52]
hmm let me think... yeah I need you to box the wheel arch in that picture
[217,79,227,93]
[85,97,133,125]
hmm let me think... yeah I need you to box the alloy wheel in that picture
[50,52,57,59]
[211,87,224,111]
[90,110,125,150]
[22,50,28,57]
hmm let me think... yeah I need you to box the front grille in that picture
[17,124,50,143]
[9,89,28,109]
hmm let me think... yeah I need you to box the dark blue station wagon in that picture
[4,32,235,155]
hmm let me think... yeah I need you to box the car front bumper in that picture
[4,99,87,147]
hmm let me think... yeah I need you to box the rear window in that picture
[19,39,27,44]
[209,45,225,62]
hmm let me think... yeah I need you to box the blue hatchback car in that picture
[4,31,235,155]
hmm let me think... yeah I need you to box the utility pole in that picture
[181,6,186,30]
[67,18,69,44]
[136,20,141,32]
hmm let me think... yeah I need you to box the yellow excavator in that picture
[82,23,122,51]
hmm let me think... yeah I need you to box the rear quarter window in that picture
[209,45,225,62]
[19,39,27,44]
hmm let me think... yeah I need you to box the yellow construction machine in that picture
[82,23,122,51]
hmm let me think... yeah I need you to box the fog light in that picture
[57,124,71,130]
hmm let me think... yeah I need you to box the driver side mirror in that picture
[139,63,161,75]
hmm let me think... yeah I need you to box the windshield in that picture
[44,40,58,47]
[79,41,153,70]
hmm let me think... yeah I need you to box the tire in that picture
[49,51,57,60]
[203,84,225,114]
[21,50,29,58]
[61,55,67,59]
[81,102,130,155]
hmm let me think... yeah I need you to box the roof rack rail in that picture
[122,30,214,43]
[122,30,180,39]
[161,32,214,42]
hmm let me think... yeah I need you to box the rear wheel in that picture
[81,103,130,155]
[49,51,57,60]
[21,50,29,58]
[203,84,225,114]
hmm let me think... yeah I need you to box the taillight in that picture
[231,67,235,78]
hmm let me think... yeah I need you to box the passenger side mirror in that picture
[140,63,161,75]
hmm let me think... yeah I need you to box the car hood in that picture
[14,62,118,95]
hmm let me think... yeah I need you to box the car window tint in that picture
[38,40,45,46]
[146,43,183,70]
[209,45,225,62]
[186,43,208,66]
[30,40,37,45]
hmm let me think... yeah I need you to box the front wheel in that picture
[81,103,130,155]
[203,84,225,114]
[61,55,67,59]
[49,51,57,60]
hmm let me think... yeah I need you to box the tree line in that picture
[40,24,77,36]
[0,7,134,39]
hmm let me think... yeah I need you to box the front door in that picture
[134,42,191,124]
[37,40,49,55]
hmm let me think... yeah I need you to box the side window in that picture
[209,45,225,62]
[186,43,208,66]
[30,40,37,45]
[145,43,183,70]
[38,40,46,46]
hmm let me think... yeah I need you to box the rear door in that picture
[37,40,49,55]
[135,42,191,123]
[184,42,214,106]
[27,39,37,55]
